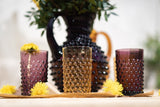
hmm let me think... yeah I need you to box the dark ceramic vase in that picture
[47,13,109,92]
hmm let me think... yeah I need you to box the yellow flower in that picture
[103,79,123,96]
[21,43,39,53]
[90,29,97,42]
[159,89,160,96]
[31,82,49,96]
[0,85,16,94]
[32,0,40,9]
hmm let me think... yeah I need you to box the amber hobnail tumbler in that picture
[63,46,92,93]
[116,49,144,96]
[20,51,48,96]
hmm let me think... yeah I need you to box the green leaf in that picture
[57,19,61,25]
[79,9,88,14]
[25,15,30,17]
[31,7,35,10]
[108,5,116,10]
[41,0,46,5]
[66,3,73,8]
[89,0,96,5]
[27,11,32,14]
[34,15,39,20]
[74,6,79,11]
[90,5,96,12]
[98,1,101,9]
[41,30,45,36]
[110,12,118,16]
[30,21,35,26]
[101,1,104,9]
[104,11,108,21]
[98,10,101,20]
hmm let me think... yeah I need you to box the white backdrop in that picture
[0,0,160,89]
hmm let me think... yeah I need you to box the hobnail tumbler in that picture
[63,46,92,93]
[116,49,144,96]
[20,51,48,96]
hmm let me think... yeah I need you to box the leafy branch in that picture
[25,0,116,36]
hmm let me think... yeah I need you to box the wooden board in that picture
[0,91,154,98]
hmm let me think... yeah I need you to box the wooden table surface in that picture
[0,90,159,107]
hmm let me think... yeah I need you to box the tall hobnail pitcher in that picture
[47,13,111,92]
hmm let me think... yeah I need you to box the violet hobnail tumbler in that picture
[20,51,48,96]
[116,49,144,96]
[63,46,92,93]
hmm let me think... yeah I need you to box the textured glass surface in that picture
[20,51,48,96]
[49,14,109,92]
[63,46,92,93]
[116,49,144,96]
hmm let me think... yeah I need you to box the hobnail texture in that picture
[51,35,109,92]
[116,49,144,96]
[50,13,109,92]
[20,51,48,96]
[63,46,92,93]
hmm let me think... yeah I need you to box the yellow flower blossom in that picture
[21,43,39,53]
[31,82,49,96]
[0,85,16,94]
[32,0,40,9]
[90,29,97,42]
[159,89,160,96]
[103,79,123,96]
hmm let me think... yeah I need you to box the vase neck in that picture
[63,13,96,41]
[66,29,90,41]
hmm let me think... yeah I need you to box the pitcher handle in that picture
[46,17,62,61]
[90,30,112,61]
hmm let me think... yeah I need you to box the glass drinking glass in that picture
[63,46,92,93]
[20,50,48,96]
[116,49,144,96]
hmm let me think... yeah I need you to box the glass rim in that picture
[20,50,48,53]
[116,48,143,53]
[63,46,92,50]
